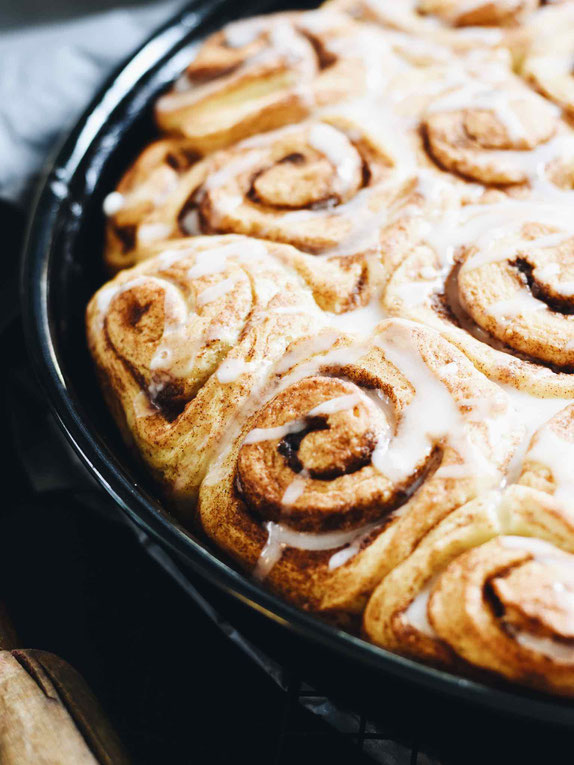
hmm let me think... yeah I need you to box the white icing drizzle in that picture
[180,209,201,236]
[328,521,382,570]
[309,392,362,417]
[243,393,361,445]
[514,632,574,662]
[501,388,571,485]
[216,358,261,384]
[281,470,309,506]
[138,222,172,244]
[372,322,497,484]
[196,276,237,307]
[308,122,362,194]
[186,239,268,279]
[490,291,548,320]
[500,534,559,555]
[255,519,380,580]
[526,425,574,506]
[273,330,343,375]
[325,298,388,338]
[133,390,158,418]
[102,191,125,216]
[244,419,306,444]
[404,579,437,637]
[149,282,191,377]
[224,18,263,48]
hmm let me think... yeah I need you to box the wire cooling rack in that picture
[277,675,440,764]
[140,530,443,765]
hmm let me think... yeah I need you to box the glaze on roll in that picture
[364,482,574,695]
[88,0,574,697]
[154,10,376,153]
[198,319,522,617]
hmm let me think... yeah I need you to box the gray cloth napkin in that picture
[0,1,184,203]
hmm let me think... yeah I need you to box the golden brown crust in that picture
[87,235,325,508]
[154,11,370,153]
[364,480,574,695]
[198,319,522,615]
[88,1,574,697]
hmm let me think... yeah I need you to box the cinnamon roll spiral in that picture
[422,75,562,186]
[198,318,522,615]
[364,482,574,694]
[519,2,574,121]
[112,116,410,262]
[87,235,322,506]
[383,207,574,396]
[88,0,574,696]
[154,11,373,153]
[102,138,199,272]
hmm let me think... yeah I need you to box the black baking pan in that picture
[20,0,574,758]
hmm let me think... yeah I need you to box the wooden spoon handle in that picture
[0,649,129,764]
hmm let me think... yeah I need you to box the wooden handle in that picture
[0,649,129,764]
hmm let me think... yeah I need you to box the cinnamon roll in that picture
[88,0,574,696]
[383,204,574,396]
[198,319,522,616]
[154,10,378,153]
[519,2,574,121]
[119,115,413,261]
[86,235,322,507]
[365,482,574,695]
[422,73,563,186]
[103,137,199,272]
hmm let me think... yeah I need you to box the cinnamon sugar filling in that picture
[437,261,574,373]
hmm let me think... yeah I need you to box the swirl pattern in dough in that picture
[88,0,574,696]
[365,478,574,694]
[87,235,323,507]
[198,318,522,617]
[154,10,379,153]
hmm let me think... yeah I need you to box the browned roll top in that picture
[237,375,402,533]
[89,0,574,699]
[423,84,560,186]
[176,118,398,255]
[154,11,368,153]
